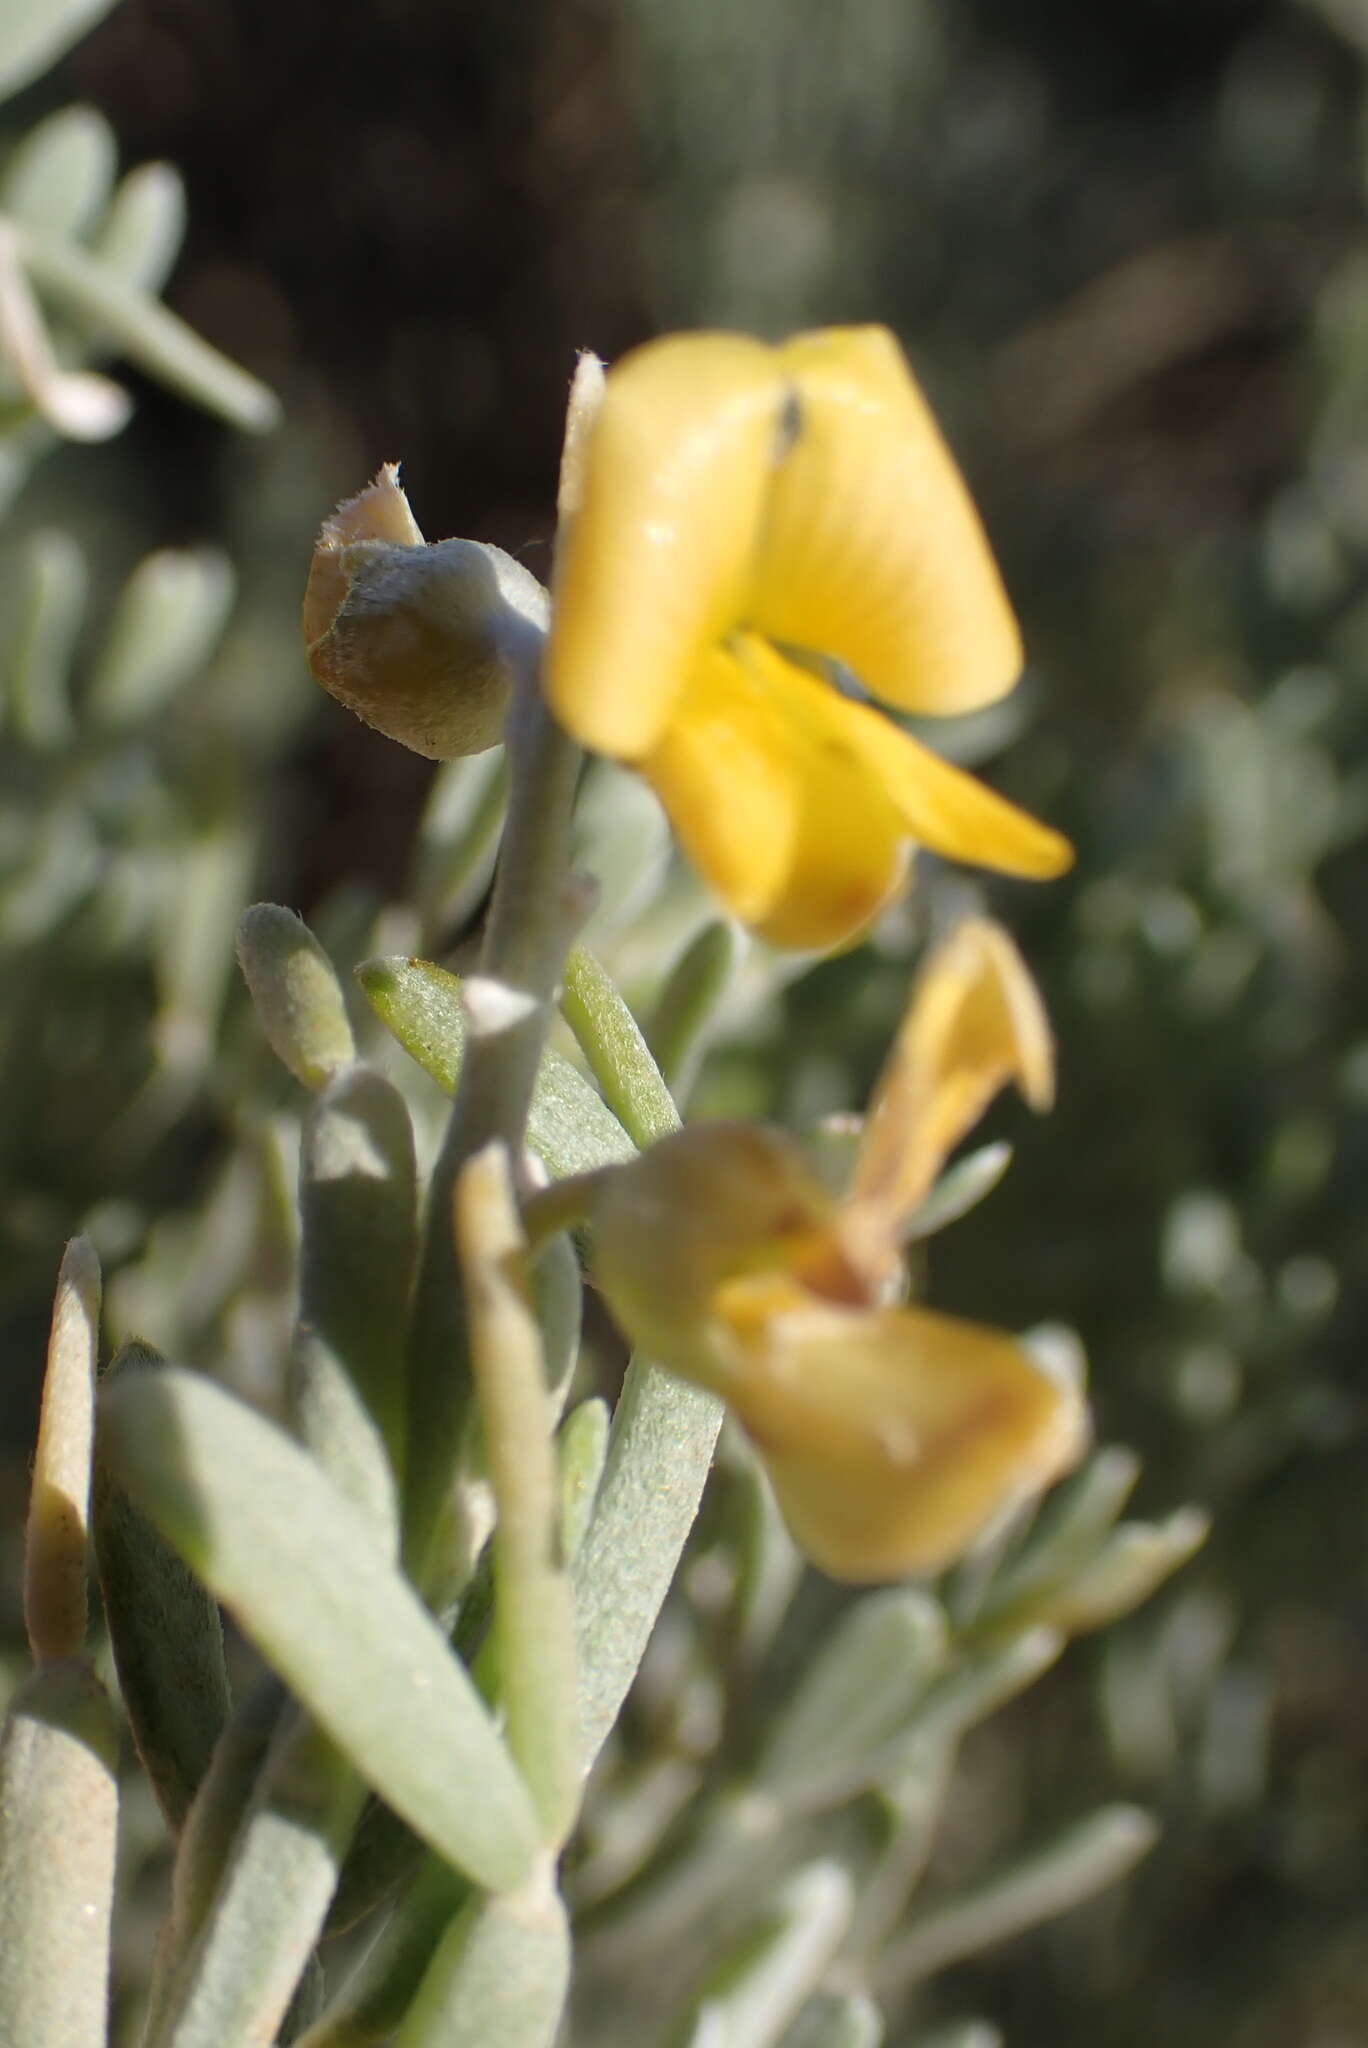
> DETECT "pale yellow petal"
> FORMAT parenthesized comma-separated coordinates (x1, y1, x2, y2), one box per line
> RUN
(747, 325, 1022, 716)
(832, 691, 1074, 880)
(545, 333, 784, 759)
(642, 639, 909, 950)
(852, 918, 1055, 1227)
(715, 1277, 1088, 1583)
(589, 1124, 843, 1381)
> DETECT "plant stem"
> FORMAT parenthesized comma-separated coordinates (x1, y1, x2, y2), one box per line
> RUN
(403, 677, 582, 1585)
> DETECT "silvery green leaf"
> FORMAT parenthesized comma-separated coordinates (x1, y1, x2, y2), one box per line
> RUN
(99, 1364, 539, 1893)
(396, 1873, 570, 2048)
(293, 1066, 417, 1549)
(358, 953, 635, 1176)
(0, 1660, 118, 2047)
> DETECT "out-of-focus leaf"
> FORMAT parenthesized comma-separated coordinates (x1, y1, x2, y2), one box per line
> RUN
(646, 916, 744, 1095)
(84, 546, 235, 727)
(968, 1446, 1143, 1634)
(154, 821, 252, 1071)
(99, 1364, 540, 1893)
(0, 0, 119, 102)
(877, 1806, 1159, 1992)
(93, 1339, 231, 1832)
(5, 527, 86, 746)
(24, 1235, 100, 1664)
(0, 106, 117, 240)
(783, 1991, 885, 2048)
(414, 746, 509, 941)
(0, 1659, 119, 2047)
(15, 221, 280, 429)
(755, 1589, 948, 1811)
(674, 1863, 854, 2048)
(1023, 1509, 1211, 1636)
(901, 1140, 1013, 1242)
(358, 954, 635, 1175)
(91, 161, 186, 296)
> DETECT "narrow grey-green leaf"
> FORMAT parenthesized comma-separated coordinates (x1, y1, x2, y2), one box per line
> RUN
(675, 1863, 854, 2048)
(92, 161, 186, 295)
(238, 903, 356, 1091)
(15, 221, 280, 429)
(99, 1365, 539, 1892)
(358, 954, 634, 1175)
(0, 105, 116, 240)
(94, 1340, 230, 1831)
(396, 1872, 570, 2048)
(574, 1359, 722, 1766)
(0, 0, 118, 101)
(145, 1712, 361, 2048)
(85, 545, 235, 726)
(876, 1805, 1159, 1992)
(755, 1590, 948, 1811)
(0, 1659, 118, 2047)
(294, 1066, 416, 1547)
(783, 1992, 884, 2048)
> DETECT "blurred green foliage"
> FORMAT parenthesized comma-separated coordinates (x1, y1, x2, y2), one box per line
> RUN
(3, 0, 1367, 2042)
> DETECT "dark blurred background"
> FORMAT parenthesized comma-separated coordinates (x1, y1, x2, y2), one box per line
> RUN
(5, 0, 1368, 2041)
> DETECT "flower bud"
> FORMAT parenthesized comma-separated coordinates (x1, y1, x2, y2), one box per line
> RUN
(302, 464, 548, 760)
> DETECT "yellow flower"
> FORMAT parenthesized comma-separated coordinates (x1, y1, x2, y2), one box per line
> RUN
(588, 920, 1087, 1582)
(546, 327, 1072, 950)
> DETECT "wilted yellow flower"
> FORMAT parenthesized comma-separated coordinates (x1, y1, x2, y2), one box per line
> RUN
(303, 464, 548, 760)
(546, 327, 1072, 949)
(589, 920, 1087, 1582)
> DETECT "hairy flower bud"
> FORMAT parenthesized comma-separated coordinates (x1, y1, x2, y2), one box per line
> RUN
(302, 464, 548, 760)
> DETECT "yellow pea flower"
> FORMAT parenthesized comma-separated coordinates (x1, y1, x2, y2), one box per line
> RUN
(588, 919, 1087, 1582)
(546, 327, 1073, 950)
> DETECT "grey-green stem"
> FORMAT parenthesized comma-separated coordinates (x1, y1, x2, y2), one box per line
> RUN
(403, 671, 582, 1584)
